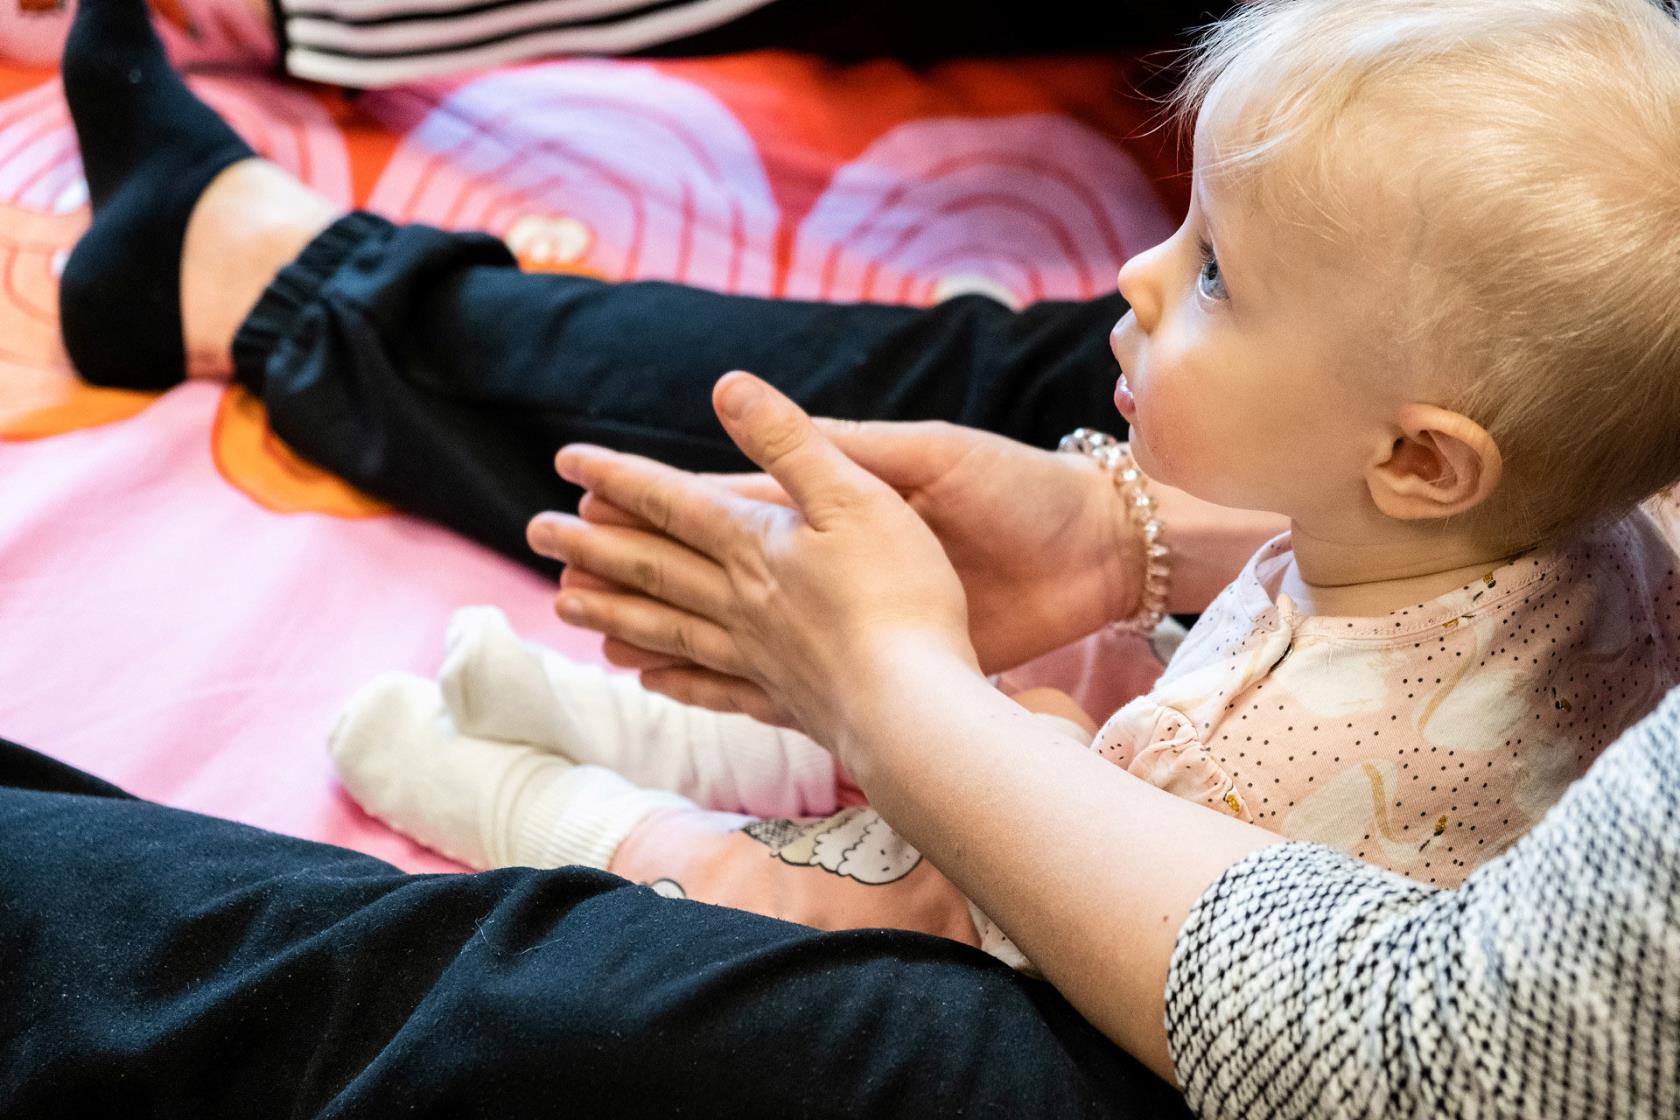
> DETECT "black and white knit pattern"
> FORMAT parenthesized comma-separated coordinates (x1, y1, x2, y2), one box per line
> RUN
(1165, 687, 1680, 1119)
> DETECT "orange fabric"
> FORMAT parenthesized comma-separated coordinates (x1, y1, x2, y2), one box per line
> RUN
(209, 387, 391, 517)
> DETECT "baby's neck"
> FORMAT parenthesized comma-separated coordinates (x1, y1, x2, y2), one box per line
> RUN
(1277, 521, 1533, 617)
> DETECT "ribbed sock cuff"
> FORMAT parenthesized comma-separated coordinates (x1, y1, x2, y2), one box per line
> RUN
(504, 765, 694, 871)
(230, 209, 394, 393)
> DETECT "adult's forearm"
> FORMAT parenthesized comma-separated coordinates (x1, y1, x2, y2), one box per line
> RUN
(842, 653, 1680, 1113)
(836, 642, 1281, 1083)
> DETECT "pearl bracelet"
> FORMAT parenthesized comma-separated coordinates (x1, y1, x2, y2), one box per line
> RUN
(1057, 428, 1171, 635)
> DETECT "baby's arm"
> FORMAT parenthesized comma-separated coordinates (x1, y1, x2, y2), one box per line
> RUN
(1012, 686, 1099, 741)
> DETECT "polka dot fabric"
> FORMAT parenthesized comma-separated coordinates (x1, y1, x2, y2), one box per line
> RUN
(1091, 511, 1680, 887)
(1164, 687, 1680, 1119)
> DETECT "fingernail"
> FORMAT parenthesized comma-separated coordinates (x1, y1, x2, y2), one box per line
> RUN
(717, 373, 754, 420)
(555, 593, 586, 623)
(528, 518, 560, 553)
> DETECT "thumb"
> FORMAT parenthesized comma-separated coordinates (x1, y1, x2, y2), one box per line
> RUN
(712, 372, 889, 523)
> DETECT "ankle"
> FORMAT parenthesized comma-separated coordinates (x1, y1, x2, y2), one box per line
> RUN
(180, 159, 341, 381)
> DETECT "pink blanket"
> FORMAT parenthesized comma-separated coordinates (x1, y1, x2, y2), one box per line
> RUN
(0, 42, 1186, 870)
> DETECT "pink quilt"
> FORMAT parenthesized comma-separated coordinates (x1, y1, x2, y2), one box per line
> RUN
(0, 31, 1188, 871)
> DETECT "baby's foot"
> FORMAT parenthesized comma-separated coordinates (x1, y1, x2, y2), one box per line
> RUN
(439, 605, 579, 747)
(439, 606, 842, 817)
(330, 671, 690, 869)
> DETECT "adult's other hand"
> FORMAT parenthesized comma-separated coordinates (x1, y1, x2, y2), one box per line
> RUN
(560, 418, 1144, 676)
(530, 372, 979, 740)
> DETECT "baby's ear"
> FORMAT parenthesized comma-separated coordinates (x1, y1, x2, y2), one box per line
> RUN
(1366, 403, 1502, 521)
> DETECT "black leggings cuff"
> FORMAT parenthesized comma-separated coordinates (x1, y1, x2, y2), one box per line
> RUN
(232, 210, 396, 392)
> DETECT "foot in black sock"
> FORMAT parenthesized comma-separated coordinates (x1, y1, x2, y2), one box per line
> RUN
(58, 0, 254, 390)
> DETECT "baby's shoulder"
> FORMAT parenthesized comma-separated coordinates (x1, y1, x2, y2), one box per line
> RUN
(1544, 510, 1680, 639)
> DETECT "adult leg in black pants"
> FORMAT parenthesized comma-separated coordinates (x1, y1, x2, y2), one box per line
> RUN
(231, 215, 1132, 570)
(59, 0, 1177, 574)
(0, 734, 1190, 1116)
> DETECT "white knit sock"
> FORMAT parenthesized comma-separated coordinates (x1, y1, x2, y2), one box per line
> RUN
(439, 606, 841, 817)
(502, 763, 693, 870)
(329, 671, 690, 870)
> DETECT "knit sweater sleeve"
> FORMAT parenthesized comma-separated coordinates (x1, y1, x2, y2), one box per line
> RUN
(1163, 688, 1680, 1120)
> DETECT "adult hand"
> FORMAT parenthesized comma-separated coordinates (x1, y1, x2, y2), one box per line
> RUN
(557, 418, 1144, 676)
(529, 372, 980, 740)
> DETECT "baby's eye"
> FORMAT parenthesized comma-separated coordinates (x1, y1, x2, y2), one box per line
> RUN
(1197, 239, 1227, 301)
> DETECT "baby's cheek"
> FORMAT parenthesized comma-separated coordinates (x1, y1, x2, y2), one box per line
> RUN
(1133, 376, 1251, 507)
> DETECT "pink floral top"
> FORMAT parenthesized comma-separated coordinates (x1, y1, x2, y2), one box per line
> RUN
(1092, 511, 1680, 887)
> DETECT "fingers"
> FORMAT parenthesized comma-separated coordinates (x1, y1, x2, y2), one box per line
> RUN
(557, 566, 620, 594)
(557, 565, 694, 676)
(548, 534, 713, 671)
(552, 585, 748, 678)
(558, 574, 689, 677)
(712, 372, 888, 525)
(600, 637, 689, 672)
(552, 446, 744, 558)
(532, 512, 732, 621)
(575, 472, 789, 532)
(575, 492, 648, 530)
(639, 665, 796, 728)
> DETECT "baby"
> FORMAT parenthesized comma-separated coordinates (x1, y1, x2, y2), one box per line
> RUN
(332, 0, 1680, 967)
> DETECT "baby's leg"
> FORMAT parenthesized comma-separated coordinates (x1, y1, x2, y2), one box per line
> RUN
(1012, 687, 1098, 740)
(608, 805, 988, 952)
(332, 669, 1023, 968)
(331, 672, 692, 870)
(438, 607, 851, 817)
(602, 705, 1080, 967)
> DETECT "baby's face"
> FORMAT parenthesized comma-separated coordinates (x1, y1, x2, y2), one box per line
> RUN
(1109, 117, 1411, 522)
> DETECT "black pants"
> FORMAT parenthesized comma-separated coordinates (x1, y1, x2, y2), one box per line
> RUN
(0, 735, 1188, 1116)
(233, 212, 1134, 572)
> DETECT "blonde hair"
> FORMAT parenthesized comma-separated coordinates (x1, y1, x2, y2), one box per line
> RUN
(1162, 0, 1680, 544)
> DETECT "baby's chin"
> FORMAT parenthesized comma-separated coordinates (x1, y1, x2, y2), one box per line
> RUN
(1125, 426, 1170, 484)
(1130, 437, 1273, 516)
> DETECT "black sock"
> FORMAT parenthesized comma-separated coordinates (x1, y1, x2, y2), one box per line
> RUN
(57, 0, 254, 390)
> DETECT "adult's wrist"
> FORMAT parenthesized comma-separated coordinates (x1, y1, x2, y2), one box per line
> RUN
(1094, 455, 1151, 625)
(1060, 430, 1170, 634)
(1156, 486, 1289, 615)
(827, 633, 987, 787)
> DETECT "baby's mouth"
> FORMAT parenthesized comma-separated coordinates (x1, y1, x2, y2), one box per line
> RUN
(1114, 371, 1137, 420)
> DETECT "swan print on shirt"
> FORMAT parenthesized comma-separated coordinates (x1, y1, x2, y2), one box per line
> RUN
(743, 808, 923, 885)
